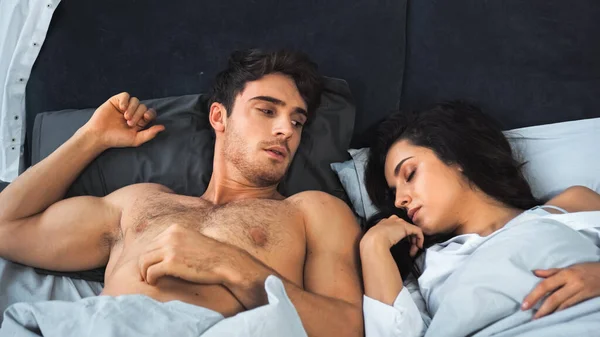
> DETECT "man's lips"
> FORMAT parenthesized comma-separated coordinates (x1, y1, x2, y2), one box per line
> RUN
(265, 146, 287, 160)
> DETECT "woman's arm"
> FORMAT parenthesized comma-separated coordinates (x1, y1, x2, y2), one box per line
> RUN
(361, 242, 428, 337)
(360, 235, 404, 305)
(522, 185, 600, 319)
(404, 273, 432, 327)
(360, 216, 427, 337)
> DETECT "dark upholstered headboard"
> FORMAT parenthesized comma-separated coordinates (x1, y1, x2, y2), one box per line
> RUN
(24, 0, 600, 162)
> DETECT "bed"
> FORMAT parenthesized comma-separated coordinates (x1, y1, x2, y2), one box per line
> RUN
(1, 0, 600, 335)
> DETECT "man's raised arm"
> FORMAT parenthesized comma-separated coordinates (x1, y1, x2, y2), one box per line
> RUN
(0, 93, 164, 270)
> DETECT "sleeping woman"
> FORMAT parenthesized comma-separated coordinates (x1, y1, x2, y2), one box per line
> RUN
(360, 101, 600, 337)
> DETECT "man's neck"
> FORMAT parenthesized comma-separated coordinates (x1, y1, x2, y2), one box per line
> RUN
(206, 144, 285, 204)
(202, 174, 282, 205)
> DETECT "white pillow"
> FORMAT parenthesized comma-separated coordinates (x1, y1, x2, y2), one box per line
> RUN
(331, 117, 600, 220)
(505, 117, 600, 200)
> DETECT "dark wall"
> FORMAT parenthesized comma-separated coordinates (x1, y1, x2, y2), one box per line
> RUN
(400, 0, 600, 130)
(26, 0, 408, 164)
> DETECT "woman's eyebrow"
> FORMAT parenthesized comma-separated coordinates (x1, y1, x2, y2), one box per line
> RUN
(394, 156, 414, 177)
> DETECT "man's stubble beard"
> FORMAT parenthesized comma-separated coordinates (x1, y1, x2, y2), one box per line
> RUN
(222, 126, 289, 188)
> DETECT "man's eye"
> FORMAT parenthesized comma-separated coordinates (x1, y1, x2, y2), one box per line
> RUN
(260, 108, 274, 115)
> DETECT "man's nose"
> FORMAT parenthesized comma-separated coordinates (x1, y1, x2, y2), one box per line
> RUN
(273, 117, 294, 138)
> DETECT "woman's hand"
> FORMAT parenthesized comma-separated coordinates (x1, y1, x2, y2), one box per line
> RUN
(360, 215, 424, 305)
(522, 262, 600, 319)
(361, 215, 424, 257)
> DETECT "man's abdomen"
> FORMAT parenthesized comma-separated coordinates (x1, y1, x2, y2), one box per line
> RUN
(101, 235, 304, 317)
(101, 258, 245, 317)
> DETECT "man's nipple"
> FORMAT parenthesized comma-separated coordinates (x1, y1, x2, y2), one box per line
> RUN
(249, 227, 268, 247)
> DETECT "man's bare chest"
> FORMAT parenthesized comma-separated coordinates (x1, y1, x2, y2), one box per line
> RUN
(121, 194, 305, 254)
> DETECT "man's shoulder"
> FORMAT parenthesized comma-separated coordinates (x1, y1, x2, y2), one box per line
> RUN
(287, 190, 346, 209)
(105, 183, 173, 202)
(116, 182, 172, 194)
(287, 191, 359, 229)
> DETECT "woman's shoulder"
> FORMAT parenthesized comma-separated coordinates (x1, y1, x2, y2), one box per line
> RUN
(545, 186, 600, 213)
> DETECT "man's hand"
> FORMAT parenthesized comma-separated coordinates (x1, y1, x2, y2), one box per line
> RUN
(82, 92, 165, 149)
(522, 262, 600, 319)
(138, 224, 237, 286)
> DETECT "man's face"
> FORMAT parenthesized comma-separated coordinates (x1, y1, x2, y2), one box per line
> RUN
(222, 73, 308, 187)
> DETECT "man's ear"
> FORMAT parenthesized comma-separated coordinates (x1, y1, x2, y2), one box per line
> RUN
(209, 102, 227, 133)
(452, 163, 464, 173)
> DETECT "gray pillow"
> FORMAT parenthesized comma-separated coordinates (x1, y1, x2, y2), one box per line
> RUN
(31, 77, 355, 201)
(32, 94, 214, 198)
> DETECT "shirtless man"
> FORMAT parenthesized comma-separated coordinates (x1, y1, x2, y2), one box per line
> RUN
(0, 49, 363, 337)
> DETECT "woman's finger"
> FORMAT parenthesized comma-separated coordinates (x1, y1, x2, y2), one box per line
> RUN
(522, 272, 567, 310)
(409, 240, 419, 257)
(404, 223, 424, 240)
(557, 291, 587, 312)
(534, 268, 561, 278)
(533, 284, 576, 319)
(382, 216, 425, 247)
(415, 228, 424, 249)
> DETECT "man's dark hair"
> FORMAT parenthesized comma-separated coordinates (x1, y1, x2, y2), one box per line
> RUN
(364, 101, 539, 279)
(209, 48, 323, 122)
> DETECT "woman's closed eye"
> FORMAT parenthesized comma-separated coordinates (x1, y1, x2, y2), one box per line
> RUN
(406, 169, 416, 182)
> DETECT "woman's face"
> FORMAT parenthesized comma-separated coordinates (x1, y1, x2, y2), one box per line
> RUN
(384, 140, 470, 235)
